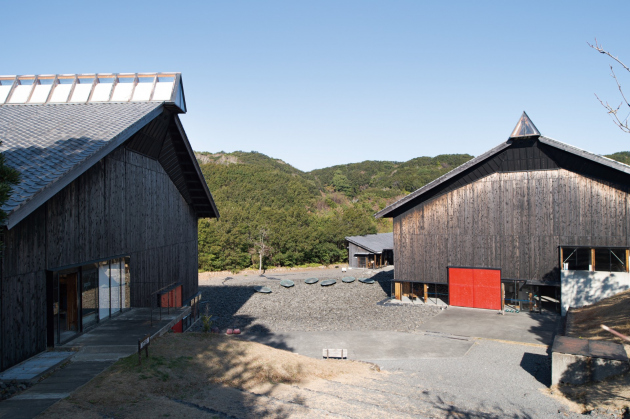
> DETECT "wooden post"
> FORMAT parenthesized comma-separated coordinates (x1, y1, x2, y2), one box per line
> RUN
(501, 283, 505, 311)
(591, 248, 596, 271)
(423, 283, 428, 303)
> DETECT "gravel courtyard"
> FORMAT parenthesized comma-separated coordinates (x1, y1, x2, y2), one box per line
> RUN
(195, 267, 441, 334)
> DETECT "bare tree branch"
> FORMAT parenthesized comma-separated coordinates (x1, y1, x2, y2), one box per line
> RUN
(589, 39, 630, 133)
(588, 39, 630, 72)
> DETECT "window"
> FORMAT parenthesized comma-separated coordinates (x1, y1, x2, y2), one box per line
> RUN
(562, 247, 628, 272)
(594, 248, 626, 272)
(562, 247, 590, 271)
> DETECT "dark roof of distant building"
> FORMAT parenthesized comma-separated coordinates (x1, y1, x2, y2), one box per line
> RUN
(0, 73, 217, 228)
(345, 232, 394, 254)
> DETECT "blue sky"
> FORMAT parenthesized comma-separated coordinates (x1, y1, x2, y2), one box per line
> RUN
(3, 1, 630, 171)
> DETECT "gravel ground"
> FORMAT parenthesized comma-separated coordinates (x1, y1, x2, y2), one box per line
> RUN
(194, 267, 441, 333)
(373, 339, 629, 418)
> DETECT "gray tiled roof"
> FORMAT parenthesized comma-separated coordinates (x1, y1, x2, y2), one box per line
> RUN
(345, 232, 394, 254)
(0, 102, 163, 227)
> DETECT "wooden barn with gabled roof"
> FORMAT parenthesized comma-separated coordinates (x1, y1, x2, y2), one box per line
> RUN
(345, 233, 394, 269)
(376, 113, 630, 314)
(0, 72, 218, 370)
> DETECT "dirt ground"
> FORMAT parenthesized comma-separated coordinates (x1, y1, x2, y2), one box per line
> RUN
(40, 333, 381, 419)
(566, 289, 630, 344)
(561, 290, 630, 414)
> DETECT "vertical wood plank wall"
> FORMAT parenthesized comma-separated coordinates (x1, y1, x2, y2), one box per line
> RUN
(347, 243, 369, 268)
(393, 169, 629, 284)
(1, 146, 199, 370)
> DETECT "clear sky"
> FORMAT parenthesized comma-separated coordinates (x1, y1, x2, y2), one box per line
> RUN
(3, 1, 630, 171)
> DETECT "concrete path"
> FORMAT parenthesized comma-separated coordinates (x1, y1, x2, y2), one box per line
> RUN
(0, 307, 190, 419)
(0, 360, 115, 419)
(241, 330, 475, 361)
(419, 306, 561, 345)
(0, 352, 73, 382)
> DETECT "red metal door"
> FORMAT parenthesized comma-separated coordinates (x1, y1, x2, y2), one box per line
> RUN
(448, 267, 501, 310)
(472, 269, 501, 310)
(448, 268, 474, 308)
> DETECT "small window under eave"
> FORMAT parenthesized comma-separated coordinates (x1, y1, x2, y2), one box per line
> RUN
(510, 111, 540, 138)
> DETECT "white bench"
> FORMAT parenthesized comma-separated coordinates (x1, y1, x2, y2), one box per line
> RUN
(323, 349, 347, 359)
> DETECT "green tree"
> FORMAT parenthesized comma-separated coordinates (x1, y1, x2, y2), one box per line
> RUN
(331, 170, 353, 195)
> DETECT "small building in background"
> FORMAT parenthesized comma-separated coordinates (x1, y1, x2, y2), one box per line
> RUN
(0, 73, 218, 371)
(376, 113, 630, 314)
(345, 232, 394, 269)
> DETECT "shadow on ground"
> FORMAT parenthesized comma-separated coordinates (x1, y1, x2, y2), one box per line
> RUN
(40, 333, 303, 418)
(520, 352, 551, 386)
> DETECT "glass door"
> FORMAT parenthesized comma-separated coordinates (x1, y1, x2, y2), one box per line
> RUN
(57, 271, 80, 343)
(81, 263, 99, 329)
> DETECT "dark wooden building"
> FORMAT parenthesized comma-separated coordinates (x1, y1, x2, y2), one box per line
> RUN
(0, 73, 218, 370)
(346, 233, 394, 269)
(376, 113, 630, 313)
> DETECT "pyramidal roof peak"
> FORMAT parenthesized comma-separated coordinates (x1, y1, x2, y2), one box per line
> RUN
(510, 111, 540, 138)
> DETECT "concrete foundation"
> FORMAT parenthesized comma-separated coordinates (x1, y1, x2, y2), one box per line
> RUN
(551, 352, 590, 385)
(551, 335, 629, 386)
(592, 357, 630, 382)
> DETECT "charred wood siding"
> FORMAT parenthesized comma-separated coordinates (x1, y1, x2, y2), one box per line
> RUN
(393, 169, 629, 285)
(1, 146, 198, 370)
(348, 242, 370, 268)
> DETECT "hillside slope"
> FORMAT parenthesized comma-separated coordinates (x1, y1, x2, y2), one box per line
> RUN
(196, 151, 476, 272)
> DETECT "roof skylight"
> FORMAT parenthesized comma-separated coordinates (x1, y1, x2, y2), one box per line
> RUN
(510, 111, 540, 138)
(0, 78, 15, 104)
(111, 75, 135, 102)
(49, 76, 74, 103)
(28, 76, 55, 104)
(91, 76, 115, 102)
(8, 77, 35, 104)
(0, 72, 185, 112)
(152, 75, 175, 101)
(132, 76, 155, 101)
(70, 77, 94, 103)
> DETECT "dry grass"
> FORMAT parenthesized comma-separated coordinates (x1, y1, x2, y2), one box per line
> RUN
(560, 289, 630, 413)
(39, 333, 378, 418)
(553, 373, 630, 413)
(567, 289, 630, 344)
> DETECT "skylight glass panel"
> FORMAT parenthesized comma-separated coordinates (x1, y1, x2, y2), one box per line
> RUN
(152, 75, 175, 101)
(0, 78, 14, 104)
(111, 76, 134, 102)
(510, 112, 540, 138)
(91, 76, 115, 102)
(70, 77, 94, 102)
(132, 76, 154, 101)
(49, 77, 74, 103)
(8, 78, 34, 103)
(28, 77, 54, 103)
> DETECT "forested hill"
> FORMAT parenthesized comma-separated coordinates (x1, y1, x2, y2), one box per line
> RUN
(195, 151, 474, 272)
(605, 151, 630, 166)
(196, 150, 630, 272)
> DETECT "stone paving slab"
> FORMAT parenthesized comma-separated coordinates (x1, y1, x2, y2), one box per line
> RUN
(0, 351, 73, 382)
